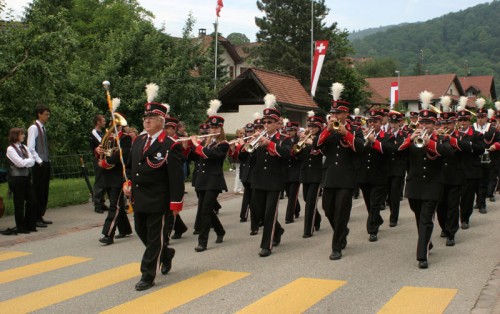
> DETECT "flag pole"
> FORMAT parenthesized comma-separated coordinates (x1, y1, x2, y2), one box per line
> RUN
(310, 0, 314, 95)
(214, 16, 219, 92)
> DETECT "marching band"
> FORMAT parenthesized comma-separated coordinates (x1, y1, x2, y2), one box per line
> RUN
(87, 81, 500, 290)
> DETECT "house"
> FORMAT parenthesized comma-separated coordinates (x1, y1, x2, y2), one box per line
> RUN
(459, 75, 497, 101)
(217, 68, 320, 134)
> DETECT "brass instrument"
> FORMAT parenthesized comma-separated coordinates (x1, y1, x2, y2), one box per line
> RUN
(329, 120, 344, 131)
(292, 131, 313, 153)
(409, 123, 418, 130)
(429, 104, 442, 114)
(176, 133, 220, 142)
(244, 129, 268, 153)
(436, 127, 451, 136)
(100, 113, 128, 169)
(228, 136, 253, 145)
(363, 127, 375, 146)
(414, 129, 428, 148)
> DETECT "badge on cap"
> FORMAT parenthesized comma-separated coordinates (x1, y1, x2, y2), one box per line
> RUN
(146, 104, 151, 110)
(212, 118, 217, 124)
(424, 111, 428, 116)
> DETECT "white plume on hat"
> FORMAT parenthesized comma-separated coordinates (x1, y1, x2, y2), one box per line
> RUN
(145, 83, 159, 102)
(111, 98, 120, 112)
(308, 110, 315, 117)
(264, 94, 277, 109)
(476, 98, 486, 109)
(419, 90, 434, 110)
(207, 99, 222, 116)
(162, 103, 170, 114)
(354, 108, 360, 116)
(253, 112, 262, 120)
(458, 96, 468, 111)
(282, 118, 290, 125)
(495, 101, 500, 111)
(488, 108, 494, 119)
(330, 82, 344, 101)
(440, 96, 451, 112)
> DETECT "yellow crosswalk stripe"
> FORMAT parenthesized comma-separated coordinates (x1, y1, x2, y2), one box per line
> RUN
(236, 277, 346, 314)
(0, 262, 140, 314)
(101, 270, 250, 314)
(0, 256, 91, 284)
(378, 286, 457, 314)
(0, 251, 31, 262)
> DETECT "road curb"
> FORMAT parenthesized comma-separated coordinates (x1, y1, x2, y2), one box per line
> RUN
(471, 262, 500, 314)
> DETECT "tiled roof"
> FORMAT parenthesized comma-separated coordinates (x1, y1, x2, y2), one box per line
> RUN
(251, 68, 319, 109)
(233, 42, 260, 59)
(366, 74, 463, 102)
(459, 76, 495, 98)
(366, 86, 389, 105)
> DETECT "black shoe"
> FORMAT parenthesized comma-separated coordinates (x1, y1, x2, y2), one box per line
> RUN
(94, 208, 104, 213)
(285, 220, 294, 224)
(279, 195, 285, 200)
(440, 231, 447, 238)
(329, 251, 342, 260)
(479, 207, 487, 214)
(27, 228, 38, 232)
(489, 196, 495, 202)
(429, 242, 434, 251)
(341, 228, 349, 250)
(250, 230, 258, 236)
(389, 222, 397, 227)
(41, 219, 52, 224)
(194, 245, 207, 252)
(99, 236, 114, 245)
(314, 223, 320, 231)
(36, 221, 48, 228)
(461, 222, 469, 229)
(259, 248, 271, 257)
(215, 231, 225, 243)
(446, 237, 455, 247)
(303, 234, 312, 238)
(115, 233, 131, 239)
(272, 228, 284, 246)
(240, 218, 247, 223)
(16, 227, 30, 234)
(418, 260, 428, 269)
(193, 230, 200, 235)
(161, 248, 175, 275)
(135, 280, 154, 291)
(474, 204, 479, 209)
(294, 212, 299, 219)
(171, 232, 183, 239)
(369, 234, 378, 242)
(101, 204, 109, 211)
(353, 195, 359, 199)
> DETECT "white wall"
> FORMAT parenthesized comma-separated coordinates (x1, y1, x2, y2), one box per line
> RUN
(220, 104, 265, 135)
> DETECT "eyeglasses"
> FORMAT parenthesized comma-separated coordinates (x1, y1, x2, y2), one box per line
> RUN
(262, 120, 274, 125)
(457, 118, 469, 122)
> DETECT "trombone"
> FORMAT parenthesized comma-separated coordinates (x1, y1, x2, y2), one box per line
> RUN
(244, 129, 268, 153)
(176, 133, 220, 142)
(292, 131, 313, 153)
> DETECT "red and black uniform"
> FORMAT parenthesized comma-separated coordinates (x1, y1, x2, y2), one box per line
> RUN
(386, 125, 408, 226)
(473, 121, 498, 212)
(285, 133, 302, 223)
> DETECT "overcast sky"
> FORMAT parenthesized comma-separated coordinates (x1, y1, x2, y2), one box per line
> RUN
(3, 0, 492, 41)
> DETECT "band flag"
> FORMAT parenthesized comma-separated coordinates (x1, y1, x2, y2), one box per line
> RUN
(390, 81, 399, 109)
(311, 40, 329, 97)
(216, 0, 224, 17)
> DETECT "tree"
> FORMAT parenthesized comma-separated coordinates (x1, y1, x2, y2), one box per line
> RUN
(356, 58, 399, 78)
(253, 0, 368, 112)
(227, 32, 250, 45)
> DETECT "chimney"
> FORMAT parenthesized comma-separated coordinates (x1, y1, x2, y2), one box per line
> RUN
(198, 28, 206, 38)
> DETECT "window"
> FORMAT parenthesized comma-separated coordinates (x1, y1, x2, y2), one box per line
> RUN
(229, 66, 234, 79)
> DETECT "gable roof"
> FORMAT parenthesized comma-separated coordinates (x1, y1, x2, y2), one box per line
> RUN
(366, 74, 464, 102)
(459, 76, 496, 99)
(218, 68, 319, 111)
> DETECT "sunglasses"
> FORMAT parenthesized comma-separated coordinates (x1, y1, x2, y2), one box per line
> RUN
(262, 120, 275, 125)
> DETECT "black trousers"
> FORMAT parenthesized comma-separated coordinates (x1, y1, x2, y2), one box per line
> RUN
(8, 175, 37, 230)
(32, 161, 50, 220)
(302, 183, 322, 236)
(194, 192, 221, 231)
(461, 178, 480, 223)
(322, 188, 353, 252)
(252, 189, 283, 250)
(197, 190, 225, 246)
(475, 164, 489, 209)
(285, 182, 301, 222)
(92, 160, 106, 210)
(487, 160, 499, 197)
(408, 198, 438, 261)
(437, 185, 461, 238)
(359, 183, 385, 234)
(240, 182, 259, 232)
(101, 186, 132, 237)
(134, 211, 169, 283)
(387, 176, 404, 224)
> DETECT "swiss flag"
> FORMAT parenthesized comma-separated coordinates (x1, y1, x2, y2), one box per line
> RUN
(216, 0, 224, 17)
(310, 40, 329, 97)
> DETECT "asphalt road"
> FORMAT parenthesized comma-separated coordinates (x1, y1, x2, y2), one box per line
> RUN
(0, 182, 499, 313)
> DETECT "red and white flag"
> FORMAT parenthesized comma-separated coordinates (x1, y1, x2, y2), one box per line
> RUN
(390, 82, 399, 109)
(216, 0, 224, 17)
(311, 40, 329, 97)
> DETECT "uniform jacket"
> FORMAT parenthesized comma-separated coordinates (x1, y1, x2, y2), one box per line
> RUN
(127, 131, 184, 213)
(315, 123, 364, 189)
(236, 142, 255, 184)
(99, 131, 131, 188)
(193, 140, 229, 192)
(357, 129, 394, 185)
(399, 131, 453, 200)
(297, 136, 323, 184)
(386, 129, 408, 177)
(250, 132, 292, 191)
(286, 135, 302, 182)
(450, 127, 485, 179)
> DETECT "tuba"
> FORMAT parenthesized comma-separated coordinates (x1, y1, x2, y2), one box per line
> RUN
(100, 113, 128, 168)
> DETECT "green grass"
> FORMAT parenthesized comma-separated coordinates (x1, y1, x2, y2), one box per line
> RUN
(0, 177, 92, 216)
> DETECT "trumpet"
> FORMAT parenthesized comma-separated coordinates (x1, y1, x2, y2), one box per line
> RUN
(328, 120, 344, 131)
(414, 129, 428, 148)
(176, 133, 220, 142)
(228, 136, 253, 145)
(244, 129, 268, 153)
(437, 127, 451, 136)
(409, 123, 418, 130)
(363, 127, 375, 146)
(292, 131, 313, 153)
